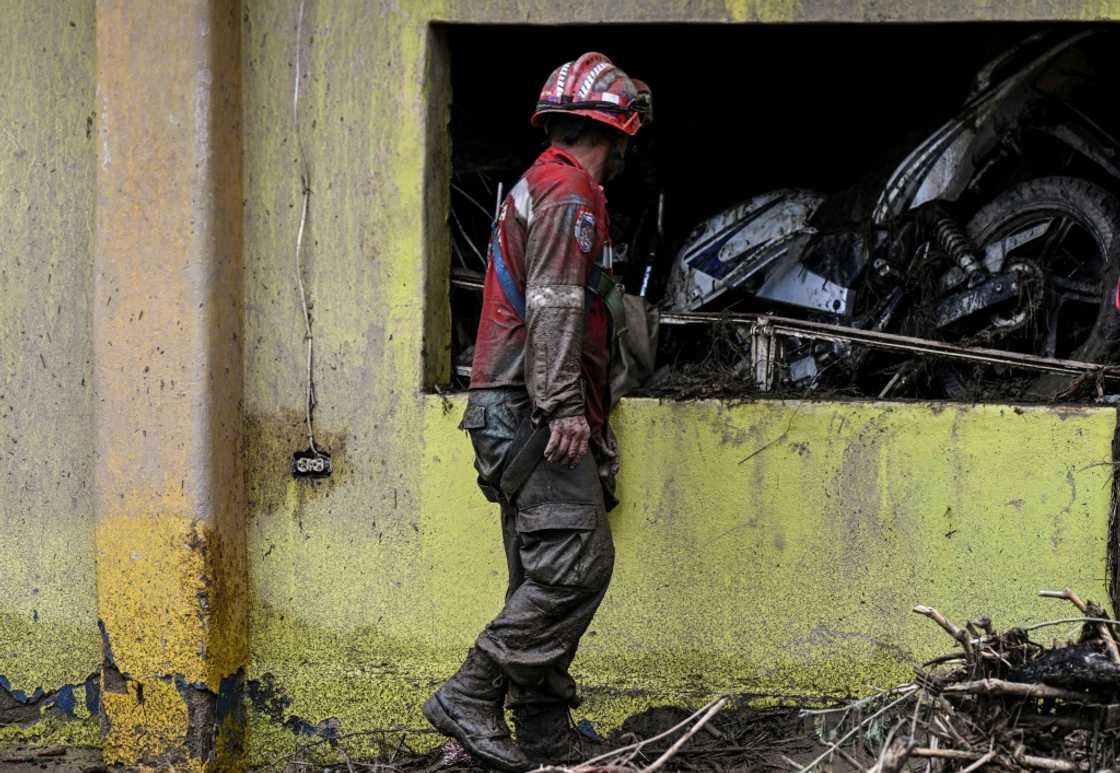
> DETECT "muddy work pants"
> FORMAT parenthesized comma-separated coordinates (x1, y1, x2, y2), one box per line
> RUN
(458, 387, 615, 708)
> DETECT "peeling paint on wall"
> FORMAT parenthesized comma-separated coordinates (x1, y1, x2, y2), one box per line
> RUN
(0, 673, 99, 726)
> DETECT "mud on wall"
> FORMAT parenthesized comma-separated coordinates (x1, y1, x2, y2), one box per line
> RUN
(240, 0, 1120, 764)
(0, 0, 100, 748)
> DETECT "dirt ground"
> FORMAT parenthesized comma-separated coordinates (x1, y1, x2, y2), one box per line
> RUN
(253, 702, 838, 772)
(0, 746, 103, 772)
(0, 703, 842, 772)
(0, 706, 816, 772)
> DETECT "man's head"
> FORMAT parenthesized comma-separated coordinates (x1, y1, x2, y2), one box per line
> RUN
(542, 113, 629, 182)
(531, 52, 649, 182)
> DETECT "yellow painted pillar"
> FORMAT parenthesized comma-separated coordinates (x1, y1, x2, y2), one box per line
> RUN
(93, 0, 246, 768)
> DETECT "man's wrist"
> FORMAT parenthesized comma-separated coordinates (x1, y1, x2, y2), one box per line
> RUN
(549, 404, 584, 421)
(532, 402, 584, 425)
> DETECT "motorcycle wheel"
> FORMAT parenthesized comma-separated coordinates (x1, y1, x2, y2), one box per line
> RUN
(964, 176, 1120, 399)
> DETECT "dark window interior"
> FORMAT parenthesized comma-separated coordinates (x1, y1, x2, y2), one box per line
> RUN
(446, 23, 1094, 398)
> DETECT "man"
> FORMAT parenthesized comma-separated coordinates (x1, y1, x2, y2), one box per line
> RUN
(423, 53, 649, 771)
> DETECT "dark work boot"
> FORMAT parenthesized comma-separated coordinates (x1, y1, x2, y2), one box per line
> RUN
(511, 703, 606, 766)
(422, 649, 529, 772)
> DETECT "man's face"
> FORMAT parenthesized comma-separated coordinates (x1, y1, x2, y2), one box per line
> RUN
(605, 135, 630, 182)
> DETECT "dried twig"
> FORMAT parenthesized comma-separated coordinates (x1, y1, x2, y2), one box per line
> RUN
(1039, 588, 1120, 664)
(795, 687, 919, 772)
(1024, 616, 1120, 632)
(911, 747, 1085, 771)
(913, 605, 974, 658)
(1015, 753, 1087, 771)
(869, 737, 914, 773)
(941, 678, 1095, 702)
(812, 591, 1120, 773)
(930, 714, 971, 750)
(799, 685, 914, 716)
(910, 747, 982, 761)
(641, 696, 729, 772)
(832, 746, 864, 770)
(958, 748, 996, 773)
(538, 695, 731, 773)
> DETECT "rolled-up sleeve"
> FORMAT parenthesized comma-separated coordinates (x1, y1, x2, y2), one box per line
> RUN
(522, 201, 594, 421)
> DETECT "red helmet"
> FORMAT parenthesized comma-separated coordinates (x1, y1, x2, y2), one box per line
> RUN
(531, 52, 648, 137)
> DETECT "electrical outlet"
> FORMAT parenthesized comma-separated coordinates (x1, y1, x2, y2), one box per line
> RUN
(291, 448, 332, 479)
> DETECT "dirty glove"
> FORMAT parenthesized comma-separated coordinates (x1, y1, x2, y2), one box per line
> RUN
(545, 415, 590, 468)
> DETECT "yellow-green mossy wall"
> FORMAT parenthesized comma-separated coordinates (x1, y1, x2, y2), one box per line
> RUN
(0, 0, 1117, 763)
(419, 398, 1113, 722)
(240, 0, 1120, 765)
(0, 0, 99, 749)
(247, 391, 1115, 763)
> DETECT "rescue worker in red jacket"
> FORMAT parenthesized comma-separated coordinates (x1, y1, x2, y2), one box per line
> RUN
(423, 53, 649, 771)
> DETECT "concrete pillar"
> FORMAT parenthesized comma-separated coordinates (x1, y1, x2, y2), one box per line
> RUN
(93, 0, 246, 768)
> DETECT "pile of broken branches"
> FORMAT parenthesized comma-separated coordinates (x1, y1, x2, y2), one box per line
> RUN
(801, 588, 1120, 772)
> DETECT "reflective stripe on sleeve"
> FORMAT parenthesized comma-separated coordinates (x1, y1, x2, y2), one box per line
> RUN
(510, 179, 533, 227)
(526, 284, 584, 310)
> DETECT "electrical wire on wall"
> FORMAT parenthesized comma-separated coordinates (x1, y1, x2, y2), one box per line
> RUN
(290, 0, 331, 479)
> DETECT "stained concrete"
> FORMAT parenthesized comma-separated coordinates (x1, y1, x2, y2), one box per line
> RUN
(0, 0, 99, 750)
(3, 1, 1120, 768)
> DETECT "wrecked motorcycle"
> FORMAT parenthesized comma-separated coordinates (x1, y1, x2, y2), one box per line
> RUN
(663, 30, 1120, 399)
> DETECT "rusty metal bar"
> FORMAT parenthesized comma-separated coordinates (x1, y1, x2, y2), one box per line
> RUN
(662, 310, 1120, 380)
(450, 272, 1119, 381)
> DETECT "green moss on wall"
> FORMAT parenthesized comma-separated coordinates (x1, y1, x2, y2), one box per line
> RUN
(240, 1, 1120, 766)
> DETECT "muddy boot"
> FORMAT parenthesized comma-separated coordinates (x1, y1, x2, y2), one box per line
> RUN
(511, 703, 606, 766)
(423, 649, 529, 772)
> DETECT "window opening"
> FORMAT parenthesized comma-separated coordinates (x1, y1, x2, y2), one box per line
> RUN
(447, 23, 1120, 403)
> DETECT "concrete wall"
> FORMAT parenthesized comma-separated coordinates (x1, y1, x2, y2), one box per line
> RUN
(1, 0, 1119, 766)
(239, 0, 1120, 765)
(0, 0, 99, 747)
(92, 1, 246, 767)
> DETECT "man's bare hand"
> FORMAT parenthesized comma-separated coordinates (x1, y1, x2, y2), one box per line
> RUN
(545, 415, 591, 467)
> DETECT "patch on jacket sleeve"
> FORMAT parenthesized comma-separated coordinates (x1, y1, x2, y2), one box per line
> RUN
(574, 208, 596, 253)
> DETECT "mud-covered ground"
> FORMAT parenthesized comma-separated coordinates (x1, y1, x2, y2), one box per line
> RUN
(0, 746, 103, 772)
(253, 702, 842, 772)
(0, 704, 827, 773)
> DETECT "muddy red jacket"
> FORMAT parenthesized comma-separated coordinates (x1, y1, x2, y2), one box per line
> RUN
(470, 146, 612, 433)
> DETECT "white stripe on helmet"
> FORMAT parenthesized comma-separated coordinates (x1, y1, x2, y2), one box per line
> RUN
(554, 62, 571, 97)
(577, 62, 612, 99)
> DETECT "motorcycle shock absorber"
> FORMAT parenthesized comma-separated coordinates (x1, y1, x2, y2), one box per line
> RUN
(930, 208, 987, 286)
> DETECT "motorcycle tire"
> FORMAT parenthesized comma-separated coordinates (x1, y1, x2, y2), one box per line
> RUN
(965, 176, 1120, 399)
